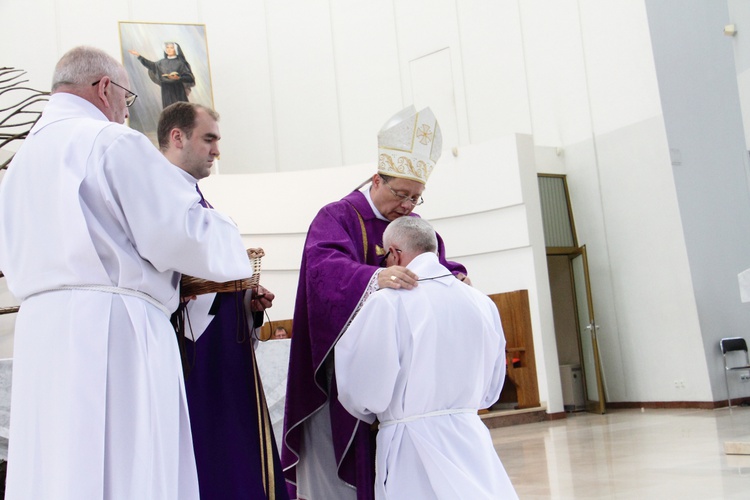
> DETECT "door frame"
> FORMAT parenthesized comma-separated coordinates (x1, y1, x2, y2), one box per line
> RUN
(548, 245, 606, 414)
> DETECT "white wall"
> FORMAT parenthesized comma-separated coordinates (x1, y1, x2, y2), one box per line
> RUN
(1, 0, 566, 410)
(521, 1, 721, 403)
(645, 0, 750, 401)
(0, 0, 539, 174)
(728, 0, 750, 149)
(4, 0, 750, 408)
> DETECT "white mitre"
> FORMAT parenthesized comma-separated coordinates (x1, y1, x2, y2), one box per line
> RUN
(377, 105, 442, 185)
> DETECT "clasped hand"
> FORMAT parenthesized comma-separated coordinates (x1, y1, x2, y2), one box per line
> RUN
(249, 285, 274, 312)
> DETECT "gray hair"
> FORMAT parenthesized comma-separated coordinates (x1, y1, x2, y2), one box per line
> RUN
(383, 216, 438, 254)
(51, 46, 125, 91)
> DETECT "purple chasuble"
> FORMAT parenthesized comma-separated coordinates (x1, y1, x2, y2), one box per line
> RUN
(180, 187, 289, 500)
(281, 190, 466, 500)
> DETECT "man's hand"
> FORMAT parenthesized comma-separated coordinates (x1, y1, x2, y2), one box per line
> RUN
(456, 273, 472, 286)
(377, 266, 418, 290)
(250, 285, 274, 312)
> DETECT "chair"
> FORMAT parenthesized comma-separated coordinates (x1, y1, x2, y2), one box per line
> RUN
(720, 337, 750, 407)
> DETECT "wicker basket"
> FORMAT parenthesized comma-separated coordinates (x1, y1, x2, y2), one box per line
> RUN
(180, 248, 264, 297)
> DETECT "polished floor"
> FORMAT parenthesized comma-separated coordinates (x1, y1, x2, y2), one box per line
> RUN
(490, 407, 750, 499)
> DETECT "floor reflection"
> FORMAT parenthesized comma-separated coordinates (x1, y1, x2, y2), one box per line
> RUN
(491, 407, 750, 499)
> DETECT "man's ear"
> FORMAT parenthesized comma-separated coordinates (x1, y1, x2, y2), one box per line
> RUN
(93, 77, 111, 109)
(390, 246, 403, 266)
(170, 128, 184, 148)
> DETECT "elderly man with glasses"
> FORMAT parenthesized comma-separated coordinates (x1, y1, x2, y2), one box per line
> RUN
(282, 106, 470, 500)
(0, 46, 253, 500)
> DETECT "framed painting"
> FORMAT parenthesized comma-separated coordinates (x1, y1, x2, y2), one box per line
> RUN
(119, 22, 214, 144)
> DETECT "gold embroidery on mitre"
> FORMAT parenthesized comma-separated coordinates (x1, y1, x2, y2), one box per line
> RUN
(376, 245, 386, 256)
(387, 154, 405, 174)
(378, 154, 395, 173)
(416, 124, 433, 146)
(397, 157, 416, 179)
(417, 160, 432, 180)
(396, 156, 427, 181)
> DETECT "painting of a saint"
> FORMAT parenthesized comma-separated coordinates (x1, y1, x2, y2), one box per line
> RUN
(128, 42, 195, 109)
(119, 22, 213, 144)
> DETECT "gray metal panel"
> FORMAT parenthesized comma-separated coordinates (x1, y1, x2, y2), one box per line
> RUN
(538, 176, 575, 247)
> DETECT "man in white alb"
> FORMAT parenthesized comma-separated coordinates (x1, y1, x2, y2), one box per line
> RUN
(0, 46, 253, 499)
(335, 217, 518, 499)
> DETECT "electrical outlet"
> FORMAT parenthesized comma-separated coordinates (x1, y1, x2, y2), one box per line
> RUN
(674, 380, 685, 389)
(740, 372, 750, 381)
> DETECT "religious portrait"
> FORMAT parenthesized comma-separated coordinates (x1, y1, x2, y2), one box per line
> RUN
(119, 22, 214, 144)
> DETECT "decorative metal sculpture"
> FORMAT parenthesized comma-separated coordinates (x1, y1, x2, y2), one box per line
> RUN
(0, 67, 49, 171)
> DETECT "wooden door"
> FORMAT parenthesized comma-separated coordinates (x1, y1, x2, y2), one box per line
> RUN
(489, 290, 540, 409)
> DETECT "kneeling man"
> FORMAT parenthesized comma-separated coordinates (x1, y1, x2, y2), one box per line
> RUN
(335, 216, 518, 499)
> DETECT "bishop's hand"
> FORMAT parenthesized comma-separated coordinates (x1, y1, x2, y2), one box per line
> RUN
(378, 266, 418, 290)
(455, 273, 472, 286)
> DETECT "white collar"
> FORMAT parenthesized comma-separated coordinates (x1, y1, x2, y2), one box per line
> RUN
(362, 185, 389, 221)
(407, 253, 454, 286)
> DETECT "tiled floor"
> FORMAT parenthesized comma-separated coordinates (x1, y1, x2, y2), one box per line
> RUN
(490, 407, 750, 499)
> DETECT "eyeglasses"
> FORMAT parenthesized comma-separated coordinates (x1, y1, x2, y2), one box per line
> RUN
(380, 248, 402, 267)
(382, 178, 424, 206)
(91, 79, 138, 107)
